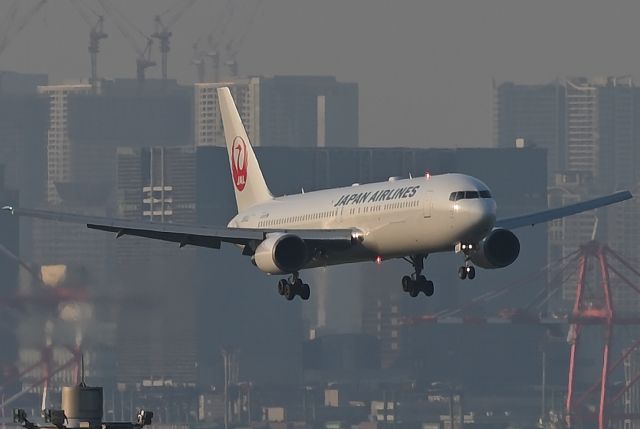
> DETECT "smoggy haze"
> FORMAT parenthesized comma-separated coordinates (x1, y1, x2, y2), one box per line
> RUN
(2, 1, 640, 149)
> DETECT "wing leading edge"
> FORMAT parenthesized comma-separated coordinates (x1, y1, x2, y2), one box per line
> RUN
(1, 207, 356, 250)
(495, 190, 633, 230)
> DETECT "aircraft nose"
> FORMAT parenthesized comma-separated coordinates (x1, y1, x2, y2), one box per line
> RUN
(462, 199, 496, 237)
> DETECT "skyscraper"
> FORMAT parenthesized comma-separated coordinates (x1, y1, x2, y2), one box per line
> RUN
(494, 81, 565, 180)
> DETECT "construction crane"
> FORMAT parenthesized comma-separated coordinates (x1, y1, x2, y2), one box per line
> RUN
(189, 0, 233, 83)
(67, 0, 107, 92)
(222, 0, 264, 77)
(0, 0, 48, 60)
(191, 39, 206, 83)
(97, 0, 156, 84)
(151, 0, 197, 82)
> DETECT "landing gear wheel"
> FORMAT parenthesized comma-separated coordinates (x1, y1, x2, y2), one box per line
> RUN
(402, 276, 412, 292)
(277, 279, 288, 295)
(300, 284, 311, 300)
(467, 266, 476, 280)
(409, 284, 419, 298)
(401, 254, 435, 298)
(458, 266, 467, 280)
(284, 283, 295, 301)
(424, 280, 435, 297)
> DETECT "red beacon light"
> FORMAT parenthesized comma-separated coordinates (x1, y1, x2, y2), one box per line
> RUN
(375, 256, 383, 265)
(424, 171, 431, 179)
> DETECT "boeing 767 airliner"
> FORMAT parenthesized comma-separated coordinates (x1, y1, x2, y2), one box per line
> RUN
(3, 87, 633, 301)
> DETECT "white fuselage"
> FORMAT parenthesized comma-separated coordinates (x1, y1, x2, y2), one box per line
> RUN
(229, 173, 497, 270)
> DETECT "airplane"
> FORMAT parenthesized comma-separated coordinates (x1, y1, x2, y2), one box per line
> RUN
(2, 87, 633, 301)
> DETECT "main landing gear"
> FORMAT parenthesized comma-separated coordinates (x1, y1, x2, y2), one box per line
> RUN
(277, 272, 310, 301)
(401, 254, 434, 297)
(456, 242, 476, 280)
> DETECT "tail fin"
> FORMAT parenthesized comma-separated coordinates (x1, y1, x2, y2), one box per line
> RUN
(217, 87, 273, 212)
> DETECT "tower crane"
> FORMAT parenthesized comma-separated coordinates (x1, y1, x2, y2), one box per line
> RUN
(201, 0, 263, 79)
(151, 0, 197, 82)
(191, 39, 206, 83)
(67, 0, 107, 92)
(190, 0, 235, 82)
(0, 0, 48, 60)
(97, 0, 156, 84)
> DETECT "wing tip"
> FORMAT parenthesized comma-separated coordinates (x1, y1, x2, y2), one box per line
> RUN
(1, 206, 14, 214)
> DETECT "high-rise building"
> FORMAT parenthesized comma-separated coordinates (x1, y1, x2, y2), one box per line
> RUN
(37, 83, 93, 205)
(114, 146, 198, 387)
(194, 76, 358, 148)
(0, 165, 19, 380)
(494, 81, 565, 181)
(0, 70, 47, 95)
(0, 92, 48, 208)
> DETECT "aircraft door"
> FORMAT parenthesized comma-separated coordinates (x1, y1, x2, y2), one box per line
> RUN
(423, 190, 433, 218)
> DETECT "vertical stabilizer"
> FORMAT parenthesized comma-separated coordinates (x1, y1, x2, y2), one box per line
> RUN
(217, 87, 273, 212)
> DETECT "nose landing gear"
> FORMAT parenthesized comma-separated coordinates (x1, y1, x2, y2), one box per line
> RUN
(401, 254, 434, 297)
(457, 265, 476, 280)
(277, 273, 310, 301)
(456, 242, 477, 280)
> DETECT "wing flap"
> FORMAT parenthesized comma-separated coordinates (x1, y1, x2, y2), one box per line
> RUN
(495, 190, 633, 230)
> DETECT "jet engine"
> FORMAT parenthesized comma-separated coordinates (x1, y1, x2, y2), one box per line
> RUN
(469, 228, 520, 269)
(252, 233, 308, 274)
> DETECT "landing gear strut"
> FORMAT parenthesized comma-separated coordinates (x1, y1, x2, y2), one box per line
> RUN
(401, 254, 434, 297)
(277, 272, 310, 301)
(456, 243, 476, 280)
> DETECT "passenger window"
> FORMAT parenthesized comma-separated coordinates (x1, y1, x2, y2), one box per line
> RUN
(465, 191, 479, 199)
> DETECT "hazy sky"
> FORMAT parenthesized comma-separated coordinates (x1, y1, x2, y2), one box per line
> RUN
(3, 0, 640, 148)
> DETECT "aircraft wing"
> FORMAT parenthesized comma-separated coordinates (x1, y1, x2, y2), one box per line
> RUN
(2, 206, 356, 251)
(495, 190, 633, 230)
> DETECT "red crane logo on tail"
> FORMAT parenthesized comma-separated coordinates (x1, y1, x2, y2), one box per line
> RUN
(231, 136, 248, 192)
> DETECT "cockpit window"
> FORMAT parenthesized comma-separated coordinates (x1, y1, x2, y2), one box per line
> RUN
(449, 190, 493, 201)
(449, 191, 464, 201)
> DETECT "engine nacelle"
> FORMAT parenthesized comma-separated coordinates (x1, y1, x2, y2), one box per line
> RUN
(469, 228, 520, 269)
(253, 233, 308, 274)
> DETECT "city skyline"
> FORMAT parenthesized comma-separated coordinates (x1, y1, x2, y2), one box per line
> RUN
(5, 1, 640, 150)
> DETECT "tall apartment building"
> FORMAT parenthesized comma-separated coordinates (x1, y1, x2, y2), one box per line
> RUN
(0, 166, 19, 380)
(37, 83, 93, 205)
(494, 81, 566, 180)
(0, 91, 48, 209)
(114, 146, 199, 387)
(195, 75, 358, 148)
(0, 70, 47, 95)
